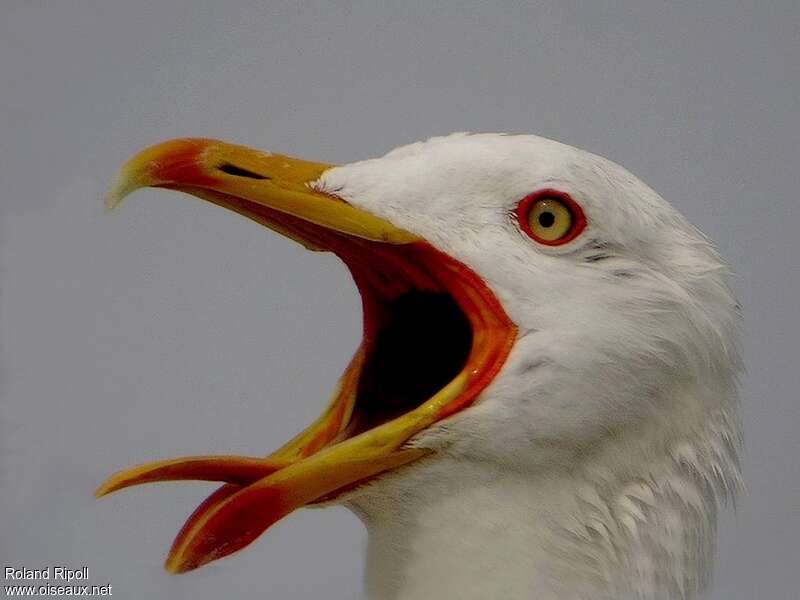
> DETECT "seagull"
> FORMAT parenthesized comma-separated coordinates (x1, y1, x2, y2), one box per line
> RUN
(98, 133, 742, 600)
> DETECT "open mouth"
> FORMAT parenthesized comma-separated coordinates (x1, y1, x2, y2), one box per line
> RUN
(96, 138, 517, 573)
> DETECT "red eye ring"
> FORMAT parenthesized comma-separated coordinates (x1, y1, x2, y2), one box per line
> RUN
(515, 189, 587, 246)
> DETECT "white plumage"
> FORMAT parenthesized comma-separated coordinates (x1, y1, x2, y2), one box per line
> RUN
(316, 133, 742, 600)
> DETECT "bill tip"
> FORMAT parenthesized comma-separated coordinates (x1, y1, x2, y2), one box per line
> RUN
(164, 554, 198, 574)
(94, 480, 115, 498)
(104, 176, 135, 212)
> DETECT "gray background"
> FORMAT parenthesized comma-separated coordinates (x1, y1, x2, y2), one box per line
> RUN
(1, 1, 798, 598)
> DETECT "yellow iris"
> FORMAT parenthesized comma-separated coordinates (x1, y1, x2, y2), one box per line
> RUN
(527, 198, 573, 241)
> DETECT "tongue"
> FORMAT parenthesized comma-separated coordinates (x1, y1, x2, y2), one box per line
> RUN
(95, 455, 284, 496)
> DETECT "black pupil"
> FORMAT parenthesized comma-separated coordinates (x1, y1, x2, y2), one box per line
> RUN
(538, 211, 556, 228)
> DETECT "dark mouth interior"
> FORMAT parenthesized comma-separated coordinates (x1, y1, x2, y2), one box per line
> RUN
(350, 290, 473, 435)
(188, 193, 478, 438)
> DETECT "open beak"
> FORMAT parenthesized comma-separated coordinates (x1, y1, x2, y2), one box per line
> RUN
(97, 138, 517, 573)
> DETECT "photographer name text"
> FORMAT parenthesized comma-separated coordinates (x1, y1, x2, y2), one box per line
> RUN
(5, 567, 89, 582)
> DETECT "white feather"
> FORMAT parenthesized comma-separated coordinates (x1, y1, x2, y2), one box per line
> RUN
(317, 133, 742, 600)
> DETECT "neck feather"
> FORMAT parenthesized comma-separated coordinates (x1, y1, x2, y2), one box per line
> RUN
(347, 406, 740, 600)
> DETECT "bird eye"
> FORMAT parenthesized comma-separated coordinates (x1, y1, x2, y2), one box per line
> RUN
(516, 190, 586, 246)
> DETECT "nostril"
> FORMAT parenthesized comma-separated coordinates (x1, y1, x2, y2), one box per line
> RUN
(217, 163, 269, 179)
